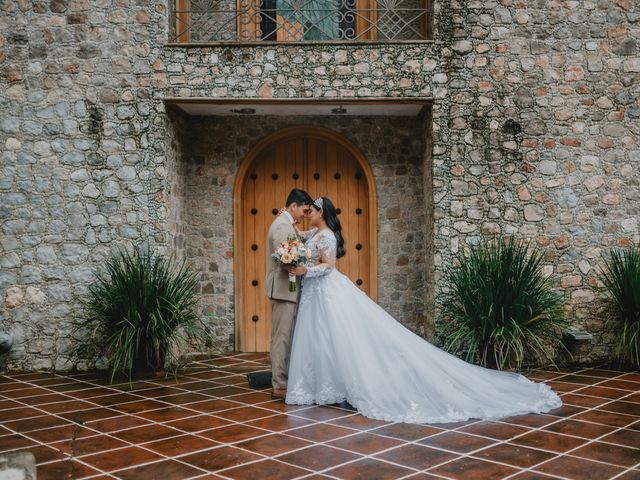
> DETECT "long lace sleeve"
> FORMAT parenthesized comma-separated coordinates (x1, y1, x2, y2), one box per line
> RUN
(305, 232, 337, 278)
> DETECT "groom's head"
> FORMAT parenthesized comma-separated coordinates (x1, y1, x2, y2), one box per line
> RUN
(285, 188, 313, 222)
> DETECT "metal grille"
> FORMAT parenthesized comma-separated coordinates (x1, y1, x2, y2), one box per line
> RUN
(169, 0, 431, 43)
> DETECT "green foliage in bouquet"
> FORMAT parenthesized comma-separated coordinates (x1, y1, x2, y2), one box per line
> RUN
(440, 237, 567, 370)
(599, 245, 640, 366)
(76, 246, 204, 382)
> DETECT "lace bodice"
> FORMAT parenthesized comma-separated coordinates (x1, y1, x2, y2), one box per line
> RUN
(304, 229, 337, 278)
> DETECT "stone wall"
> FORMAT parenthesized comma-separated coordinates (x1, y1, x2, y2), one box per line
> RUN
(0, 0, 168, 370)
(433, 0, 640, 361)
(164, 106, 189, 264)
(1, 0, 638, 370)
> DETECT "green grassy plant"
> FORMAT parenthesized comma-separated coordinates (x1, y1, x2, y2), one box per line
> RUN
(77, 246, 203, 382)
(600, 246, 640, 366)
(440, 237, 567, 370)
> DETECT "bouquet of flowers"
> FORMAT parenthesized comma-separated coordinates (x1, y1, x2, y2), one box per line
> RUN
(272, 235, 310, 292)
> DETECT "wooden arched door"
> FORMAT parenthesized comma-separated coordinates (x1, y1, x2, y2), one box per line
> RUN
(234, 126, 377, 352)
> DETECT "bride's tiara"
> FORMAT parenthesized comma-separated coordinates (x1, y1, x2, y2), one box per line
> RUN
(313, 197, 323, 210)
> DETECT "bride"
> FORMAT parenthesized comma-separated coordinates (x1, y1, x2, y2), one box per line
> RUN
(285, 196, 562, 424)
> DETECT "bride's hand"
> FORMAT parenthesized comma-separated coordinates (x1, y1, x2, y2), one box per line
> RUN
(288, 265, 307, 276)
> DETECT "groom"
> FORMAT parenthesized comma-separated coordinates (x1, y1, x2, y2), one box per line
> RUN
(266, 188, 314, 399)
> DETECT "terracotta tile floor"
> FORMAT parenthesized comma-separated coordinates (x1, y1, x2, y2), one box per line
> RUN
(1, 354, 640, 479)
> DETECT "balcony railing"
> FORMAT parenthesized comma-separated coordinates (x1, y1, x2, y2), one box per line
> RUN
(169, 0, 432, 43)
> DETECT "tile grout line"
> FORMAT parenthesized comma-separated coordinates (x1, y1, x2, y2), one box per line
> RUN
(99, 390, 374, 479)
(1, 385, 335, 478)
(0, 370, 288, 476)
(0, 364, 611, 477)
(0, 376, 153, 477)
(1, 360, 363, 477)
(497, 368, 640, 479)
(2, 362, 639, 479)
(164, 399, 458, 478)
(368, 366, 640, 480)
(388, 366, 627, 479)
(209, 408, 485, 478)
(0, 365, 304, 438)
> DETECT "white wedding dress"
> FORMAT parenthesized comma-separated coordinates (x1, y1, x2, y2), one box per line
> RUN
(285, 229, 562, 424)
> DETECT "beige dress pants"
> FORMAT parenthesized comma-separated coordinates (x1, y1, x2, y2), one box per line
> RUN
(270, 299, 298, 390)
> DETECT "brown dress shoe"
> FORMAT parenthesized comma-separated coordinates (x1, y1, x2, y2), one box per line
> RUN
(271, 388, 287, 400)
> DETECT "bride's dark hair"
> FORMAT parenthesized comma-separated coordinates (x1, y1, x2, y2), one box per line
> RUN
(313, 196, 346, 259)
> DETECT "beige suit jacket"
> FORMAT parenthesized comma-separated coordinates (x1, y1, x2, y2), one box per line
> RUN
(266, 214, 299, 303)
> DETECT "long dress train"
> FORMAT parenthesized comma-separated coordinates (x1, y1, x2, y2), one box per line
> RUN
(285, 229, 562, 424)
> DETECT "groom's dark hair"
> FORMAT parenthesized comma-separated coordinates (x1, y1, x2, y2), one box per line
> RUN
(286, 188, 313, 207)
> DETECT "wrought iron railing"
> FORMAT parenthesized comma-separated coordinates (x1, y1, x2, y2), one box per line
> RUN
(169, 0, 432, 43)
